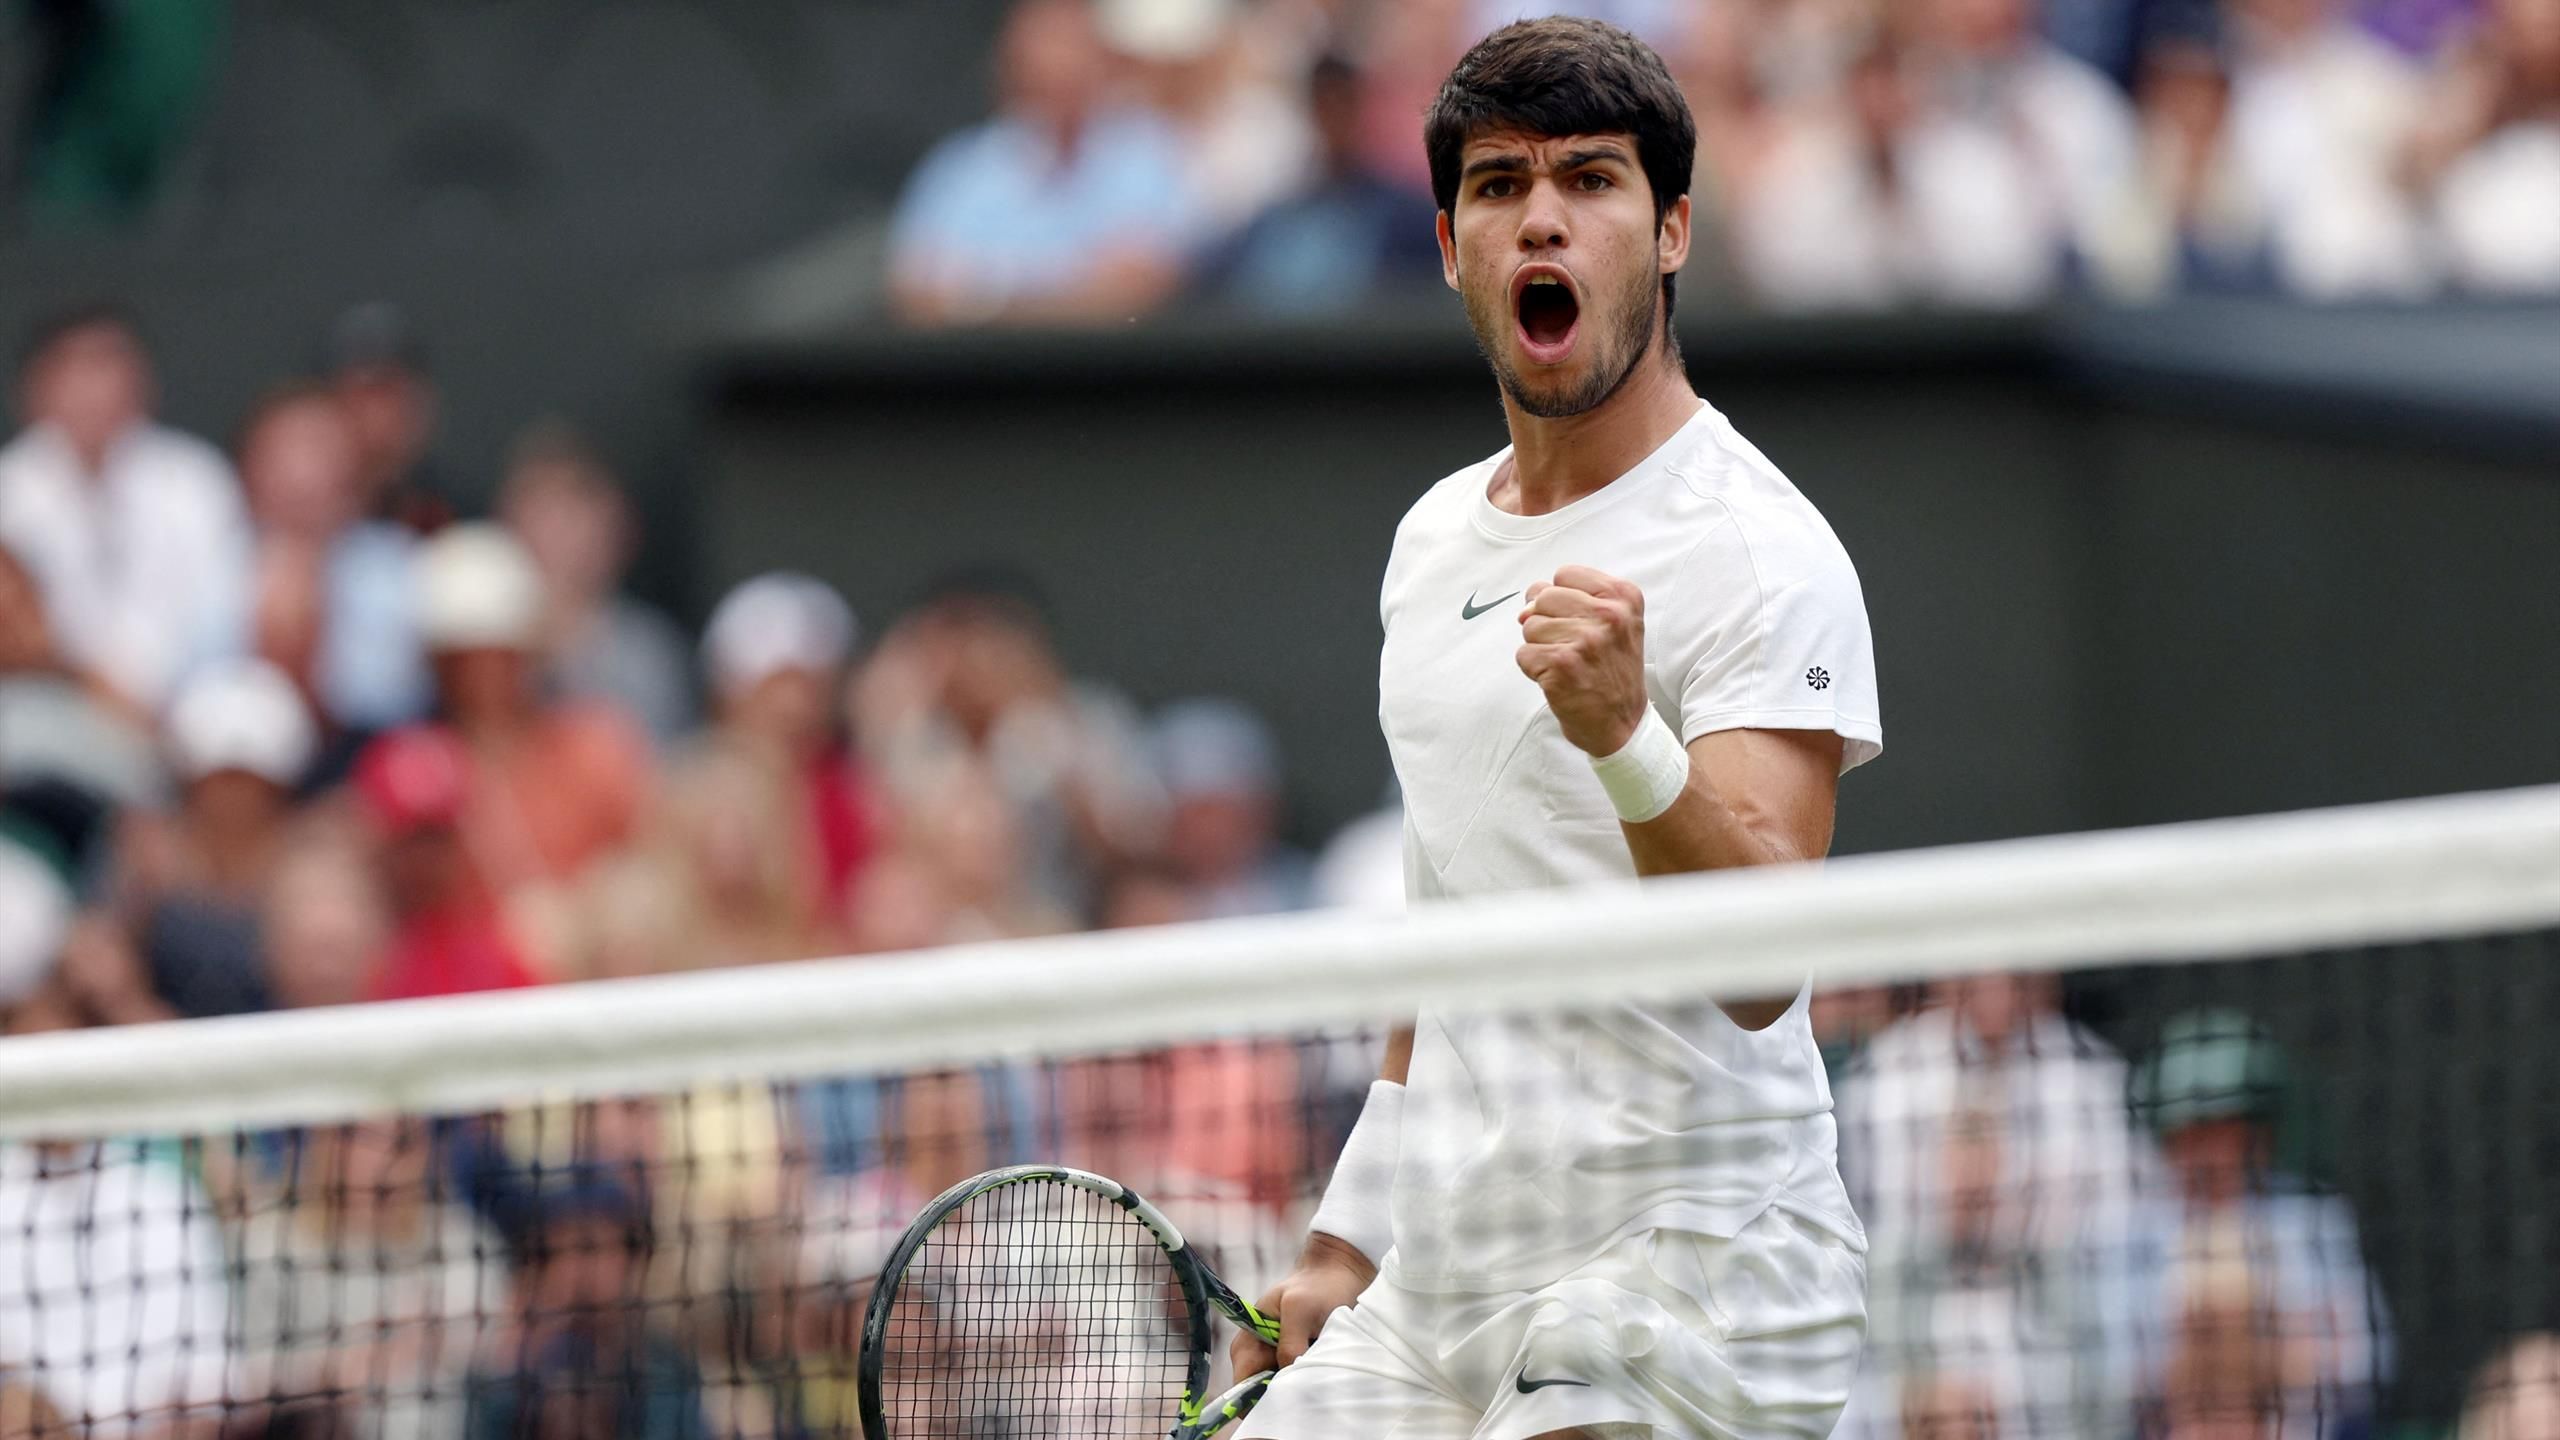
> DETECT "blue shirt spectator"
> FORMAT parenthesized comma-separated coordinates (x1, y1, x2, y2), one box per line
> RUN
(889, 0, 1203, 325)
(1211, 55, 1446, 316)
(320, 519, 430, 730)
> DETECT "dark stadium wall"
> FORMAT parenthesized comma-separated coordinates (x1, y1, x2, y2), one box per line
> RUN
(700, 306, 2560, 855)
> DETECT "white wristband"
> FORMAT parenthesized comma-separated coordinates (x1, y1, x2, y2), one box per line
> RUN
(1309, 1079, 1403, 1265)
(1589, 706, 1691, 823)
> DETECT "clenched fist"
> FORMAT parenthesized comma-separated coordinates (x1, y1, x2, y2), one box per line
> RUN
(1516, 565, 1648, 756)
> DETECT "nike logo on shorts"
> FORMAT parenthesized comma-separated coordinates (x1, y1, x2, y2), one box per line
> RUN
(1515, 1374, 1591, 1394)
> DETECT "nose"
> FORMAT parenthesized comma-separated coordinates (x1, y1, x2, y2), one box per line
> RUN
(1516, 177, 1570, 252)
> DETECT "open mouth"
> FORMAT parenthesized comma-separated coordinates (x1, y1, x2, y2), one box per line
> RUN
(1513, 267, 1581, 365)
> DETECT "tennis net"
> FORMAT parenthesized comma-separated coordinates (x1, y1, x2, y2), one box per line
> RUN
(1, 784, 2557, 1440)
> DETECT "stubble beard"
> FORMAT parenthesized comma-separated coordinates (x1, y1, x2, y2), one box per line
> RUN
(1465, 251, 1663, 421)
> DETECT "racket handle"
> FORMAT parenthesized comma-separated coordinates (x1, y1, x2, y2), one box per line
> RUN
(1172, 1370, 1274, 1440)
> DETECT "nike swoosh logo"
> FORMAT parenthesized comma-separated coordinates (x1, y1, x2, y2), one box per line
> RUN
(1462, 589, 1520, 621)
(1515, 1375, 1591, 1394)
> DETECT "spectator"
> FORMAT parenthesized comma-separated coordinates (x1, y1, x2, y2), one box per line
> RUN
(116, 658, 318, 1018)
(0, 538, 159, 876)
(1150, 697, 1310, 918)
(351, 727, 540, 1000)
(695, 573, 877, 933)
(325, 304, 452, 534)
(1735, 0, 2141, 308)
(855, 570, 1161, 925)
(412, 524, 650, 930)
(462, 1166, 709, 1440)
(235, 383, 430, 739)
(839, 849, 964, 955)
(887, 0, 1206, 325)
(900, 751, 1076, 940)
(0, 927, 238, 1439)
(231, 1117, 502, 1440)
(2415, 0, 2560, 293)
(796, 1066, 1006, 1432)
(2131, 1008, 2389, 1436)
(2223, 0, 2436, 297)
(0, 305, 250, 712)
(1904, 0, 2140, 305)
(1834, 973, 2172, 1438)
(615, 747, 827, 973)
(0, 838, 72, 1016)
(1351, 0, 1473, 194)
(2089, 34, 2274, 298)
(1100, 0, 1318, 240)
(1207, 54, 1446, 314)
(484, 1084, 801, 1438)
(1717, 19, 1913, 311)
(260, 836, 394, 1010)
(498, 422, 694, 749)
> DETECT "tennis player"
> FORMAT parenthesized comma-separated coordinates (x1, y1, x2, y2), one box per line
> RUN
(1233, 18, 1879, 1440)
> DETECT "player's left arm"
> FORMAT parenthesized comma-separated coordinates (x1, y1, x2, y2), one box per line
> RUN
(1516, 563, 1844, 873)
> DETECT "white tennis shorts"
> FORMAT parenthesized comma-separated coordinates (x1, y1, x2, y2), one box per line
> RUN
(1236, 1206, 1867, 1440)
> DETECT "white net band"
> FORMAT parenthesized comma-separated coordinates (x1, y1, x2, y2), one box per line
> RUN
(3, 782, 2557, 1139)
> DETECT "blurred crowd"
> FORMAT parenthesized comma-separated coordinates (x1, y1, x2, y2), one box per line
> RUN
(887, 0, 2560, 322)
(1826, 986, 2393, 1439)
(0, 284, 2541, 1439)
(0, 300, 1403, 1440)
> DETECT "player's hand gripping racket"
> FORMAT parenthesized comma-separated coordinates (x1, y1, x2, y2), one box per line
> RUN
(859, 1164, 1283, 1440)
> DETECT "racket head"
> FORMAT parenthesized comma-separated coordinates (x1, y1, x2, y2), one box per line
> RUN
(858, 1165, 1217, 1440)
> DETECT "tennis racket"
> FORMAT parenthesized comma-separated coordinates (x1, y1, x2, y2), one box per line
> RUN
(859, 1163, 1284, 1440)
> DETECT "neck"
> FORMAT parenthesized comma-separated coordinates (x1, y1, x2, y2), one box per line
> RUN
(57, 425, 127, 479)
(1035, 106, 1090, 169)
(1495, 346, 1700, 516)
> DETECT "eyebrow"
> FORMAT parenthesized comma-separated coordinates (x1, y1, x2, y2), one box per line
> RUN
(1559, 145, 1634, 170)
(1458, 144, 1635, 183)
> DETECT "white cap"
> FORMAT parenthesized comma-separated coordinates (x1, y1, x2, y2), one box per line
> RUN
(417, 523, 544, 651)
(165, 658, 317, 786)
(0, 838, 69, 1008)
(702, 572, 856, 697)
(1096, 0, 1235, 60)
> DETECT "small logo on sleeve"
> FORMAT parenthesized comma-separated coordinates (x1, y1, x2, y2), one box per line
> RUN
(1805, 666, 1832, 691)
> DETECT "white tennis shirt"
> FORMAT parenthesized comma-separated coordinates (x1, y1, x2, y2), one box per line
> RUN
(1377, 400, 1880, 1292)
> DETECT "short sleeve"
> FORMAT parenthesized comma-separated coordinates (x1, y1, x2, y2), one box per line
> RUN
(1665, 514, 1882, 773)
(886, 132, 984, 282)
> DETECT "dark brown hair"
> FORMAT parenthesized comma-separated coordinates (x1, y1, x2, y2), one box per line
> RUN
(1423, 17, 1696, 316)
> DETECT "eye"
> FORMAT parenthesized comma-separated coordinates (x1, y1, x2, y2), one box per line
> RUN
(1575, 172, 1613, 192)
(1479, 177, 1518, 199)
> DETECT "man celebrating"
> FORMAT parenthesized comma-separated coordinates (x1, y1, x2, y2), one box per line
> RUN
(1236, 18, 1879, 1440)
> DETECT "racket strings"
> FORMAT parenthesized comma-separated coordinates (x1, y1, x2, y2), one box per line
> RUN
(877, 1179, 1195, 1437)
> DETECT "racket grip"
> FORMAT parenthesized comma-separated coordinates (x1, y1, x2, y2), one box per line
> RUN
(1243, 1302, 1282, 1344)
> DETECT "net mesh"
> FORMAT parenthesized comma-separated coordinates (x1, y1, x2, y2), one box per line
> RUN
(0, 786, 2557, 1440)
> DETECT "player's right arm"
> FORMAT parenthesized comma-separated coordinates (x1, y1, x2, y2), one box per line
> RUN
(1230, 1025, 1412, 1375)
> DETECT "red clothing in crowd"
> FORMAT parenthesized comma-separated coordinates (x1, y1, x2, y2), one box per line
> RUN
(807, 745, 880, 917)
(370, 906, 540, 1001)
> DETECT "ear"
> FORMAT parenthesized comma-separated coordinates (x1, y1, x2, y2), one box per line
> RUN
(1657, 193, 1693, 277)
(1437, 210, 1460, 292)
